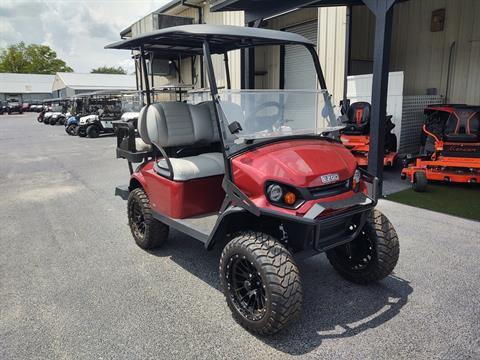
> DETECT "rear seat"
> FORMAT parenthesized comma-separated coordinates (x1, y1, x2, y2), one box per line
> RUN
(140, 101, 225, 181)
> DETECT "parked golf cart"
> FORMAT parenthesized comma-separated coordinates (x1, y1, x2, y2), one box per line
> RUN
(339, 101, 397, 167)
(64, 96, 86, 135)
(401, 104, 480, 191)
(77, 91, 144, 138)
(45, 99, 70, 125)
(6, 98, 23, 114)
(107, 25, 399, 335)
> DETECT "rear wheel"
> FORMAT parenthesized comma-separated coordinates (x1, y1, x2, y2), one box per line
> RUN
(327, 210, 399, 284)
(219, 232, 302, 335)
(127, 188, 169, 249)
(86, 125, 99, 138)
(412, 171, 427, 192)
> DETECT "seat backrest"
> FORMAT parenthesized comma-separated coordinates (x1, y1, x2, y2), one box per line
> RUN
(346, 102, 371, 126)
(137, 105, 150, 144)
(444, 111, 480, 143)
(142, 101, 218, 150)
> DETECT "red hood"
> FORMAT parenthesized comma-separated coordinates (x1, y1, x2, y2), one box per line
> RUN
(232, 139, 357, 193)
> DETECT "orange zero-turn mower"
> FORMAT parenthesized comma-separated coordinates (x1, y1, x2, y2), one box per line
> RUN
(339, 101, 398, 167)
(401, 105, 480, 192)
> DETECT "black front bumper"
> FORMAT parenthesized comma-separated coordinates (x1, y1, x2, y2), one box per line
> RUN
(263, 170, 378, 253)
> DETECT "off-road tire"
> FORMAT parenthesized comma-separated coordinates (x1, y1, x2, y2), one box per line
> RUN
(86, 125, 99, 138)
(327, 210, 399, 284)
(66, 124, 77, 136)
(219, 232, 303, 335)
(412, 171, 427, 192)
(127, 188, 169, 249)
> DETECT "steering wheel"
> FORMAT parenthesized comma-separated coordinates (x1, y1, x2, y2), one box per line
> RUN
(246, 101, 283, 132)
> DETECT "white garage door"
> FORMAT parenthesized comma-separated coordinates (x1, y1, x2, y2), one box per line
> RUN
(284, 21, 318, 90)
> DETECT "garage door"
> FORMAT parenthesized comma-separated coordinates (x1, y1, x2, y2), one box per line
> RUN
(284, 21, 318, 90)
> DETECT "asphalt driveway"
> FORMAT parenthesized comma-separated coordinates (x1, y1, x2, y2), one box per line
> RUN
(1, 113, 479, 359)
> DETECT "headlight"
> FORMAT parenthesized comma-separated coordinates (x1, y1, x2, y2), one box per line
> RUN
(266, 182, 303, 208)
(267, 184, 283, 202)
(352, 168, 362, 191)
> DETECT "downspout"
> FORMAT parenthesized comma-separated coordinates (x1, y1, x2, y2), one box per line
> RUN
(445, 41, 456, 104)
(181, 0, 204, 88)
(342, 5, 352, 113)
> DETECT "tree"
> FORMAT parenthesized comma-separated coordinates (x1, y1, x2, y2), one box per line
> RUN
(0, 42, 73, 74)
(90, 66, 127, 75)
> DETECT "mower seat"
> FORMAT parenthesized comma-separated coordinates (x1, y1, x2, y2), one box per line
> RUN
(342, 102, 371, 135)
(443, 112, 480, 143)
(144, 102, 224, 181)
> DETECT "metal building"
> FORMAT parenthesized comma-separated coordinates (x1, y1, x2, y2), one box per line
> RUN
(51, 72, 137, 98)
(0, 73, 54, 103)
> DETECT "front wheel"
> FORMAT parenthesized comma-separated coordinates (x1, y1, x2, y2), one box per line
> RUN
(86, 125, 99, 138)
(127, 188, 169, 249)
(219, 232, 303, 335)
(412, 171, 427, 192)
(327, 210, 399, 284)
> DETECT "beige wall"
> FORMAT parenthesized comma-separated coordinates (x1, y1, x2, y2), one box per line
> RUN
(317, 6, 347, 105)
(351, 0, 480, 104)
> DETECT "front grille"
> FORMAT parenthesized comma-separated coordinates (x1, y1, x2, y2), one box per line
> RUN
(308, 179, 351, 199)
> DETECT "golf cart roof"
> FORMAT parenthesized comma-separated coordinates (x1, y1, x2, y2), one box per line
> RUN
(105, 24, 314, 57)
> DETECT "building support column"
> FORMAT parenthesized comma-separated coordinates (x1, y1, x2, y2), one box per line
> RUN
(363, 0, 396, 197)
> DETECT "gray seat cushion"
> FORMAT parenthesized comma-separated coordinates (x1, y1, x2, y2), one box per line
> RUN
(157, 152, 224, 181)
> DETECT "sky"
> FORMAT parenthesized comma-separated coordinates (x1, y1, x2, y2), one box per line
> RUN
(0, 0, 171, 73)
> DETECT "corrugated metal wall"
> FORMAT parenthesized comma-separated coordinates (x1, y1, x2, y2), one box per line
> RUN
(350, 0, 480, 104)
(165, 5, 244, 90)
(258, 7, 346, 103)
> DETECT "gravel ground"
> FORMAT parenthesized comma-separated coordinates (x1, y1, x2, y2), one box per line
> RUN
(1, 113, 479, 360)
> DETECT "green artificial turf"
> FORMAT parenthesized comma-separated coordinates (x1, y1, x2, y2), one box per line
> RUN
(386, 182, 480, 221)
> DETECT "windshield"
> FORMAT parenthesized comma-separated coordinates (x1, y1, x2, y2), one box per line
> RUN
(216, 89, 339, 152)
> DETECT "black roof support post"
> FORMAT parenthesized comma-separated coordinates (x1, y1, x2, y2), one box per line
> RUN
(363, 0, 396, 197)
(242, 19, 262, 89)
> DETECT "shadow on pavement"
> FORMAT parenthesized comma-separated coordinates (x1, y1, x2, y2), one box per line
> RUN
(149, 230, 412, 355)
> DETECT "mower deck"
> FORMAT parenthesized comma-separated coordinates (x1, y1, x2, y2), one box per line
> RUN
(402, 156, 480, 183)
(341, 135, 397, 167)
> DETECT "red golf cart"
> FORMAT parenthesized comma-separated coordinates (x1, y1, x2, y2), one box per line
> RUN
(340, 101, 398, 167)
(401, 104, 480, 191)
(107, 24, 399, 335)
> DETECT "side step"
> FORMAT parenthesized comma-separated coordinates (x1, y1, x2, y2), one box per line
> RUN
(152, 210, 219, 245)
(115, 185, 129, 200)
